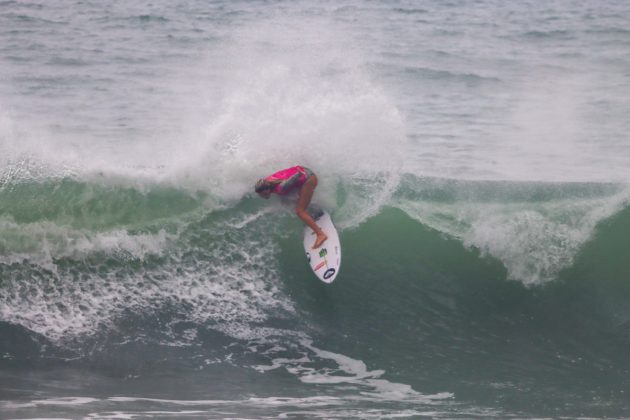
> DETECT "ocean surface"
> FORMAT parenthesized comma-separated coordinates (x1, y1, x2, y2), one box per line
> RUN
(1, 0, 630, 418)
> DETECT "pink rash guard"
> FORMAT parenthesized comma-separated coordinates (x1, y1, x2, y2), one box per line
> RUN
(265, 165, 313, 196)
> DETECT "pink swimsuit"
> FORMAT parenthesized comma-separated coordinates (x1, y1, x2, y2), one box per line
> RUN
(265, 165, 313, 196)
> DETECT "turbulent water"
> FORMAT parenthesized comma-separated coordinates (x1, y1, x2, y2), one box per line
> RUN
(1, 1, 630, 418)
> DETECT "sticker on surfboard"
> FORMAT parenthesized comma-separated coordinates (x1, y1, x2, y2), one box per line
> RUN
(303, 209, 341, 283)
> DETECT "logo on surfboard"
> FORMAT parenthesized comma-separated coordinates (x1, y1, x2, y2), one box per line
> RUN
(314, 261, 326, 271)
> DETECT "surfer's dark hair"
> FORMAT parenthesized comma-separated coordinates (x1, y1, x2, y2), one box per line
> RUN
(255, 179, 273, 193)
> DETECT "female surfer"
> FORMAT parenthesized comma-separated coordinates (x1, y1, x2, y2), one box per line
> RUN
(255, 165, 327, 249)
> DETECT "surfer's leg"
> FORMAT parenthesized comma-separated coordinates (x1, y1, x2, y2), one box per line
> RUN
(296, 175, 328, 249)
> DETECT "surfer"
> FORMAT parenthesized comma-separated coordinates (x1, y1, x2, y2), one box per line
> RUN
(255, 165, 328, 249)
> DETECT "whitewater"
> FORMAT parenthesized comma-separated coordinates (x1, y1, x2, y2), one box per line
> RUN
(1, 1, 630, 418)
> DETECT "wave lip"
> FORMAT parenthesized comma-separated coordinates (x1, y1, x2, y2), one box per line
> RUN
(394, 176, 630, 286)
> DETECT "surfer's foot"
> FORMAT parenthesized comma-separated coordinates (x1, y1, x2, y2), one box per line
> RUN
(312, 232, 328, 249)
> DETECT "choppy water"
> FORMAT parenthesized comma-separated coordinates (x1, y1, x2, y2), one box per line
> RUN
(1, 1, 630, 418)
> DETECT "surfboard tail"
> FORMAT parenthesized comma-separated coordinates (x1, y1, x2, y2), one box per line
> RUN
(308, 207, 325, 220)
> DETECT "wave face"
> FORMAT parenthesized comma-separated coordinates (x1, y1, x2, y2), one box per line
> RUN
(2, 0, 630, 418)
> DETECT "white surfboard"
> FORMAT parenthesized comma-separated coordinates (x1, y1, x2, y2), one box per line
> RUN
(303, 210, 341, 283)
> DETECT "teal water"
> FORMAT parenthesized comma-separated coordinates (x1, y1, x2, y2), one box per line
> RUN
(1, 1, 630, 418)
(1, 178, 629, 418)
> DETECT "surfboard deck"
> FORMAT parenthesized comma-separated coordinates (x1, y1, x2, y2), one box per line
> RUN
(303, 209, 341, 283)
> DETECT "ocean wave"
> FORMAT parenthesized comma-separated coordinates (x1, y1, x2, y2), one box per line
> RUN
(400, 66, 502, 85)
(1, 179, 630, 418)
(521, 29, 575, 40)
(1, 174, 628, 289)
(393, 176, 630, 286)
